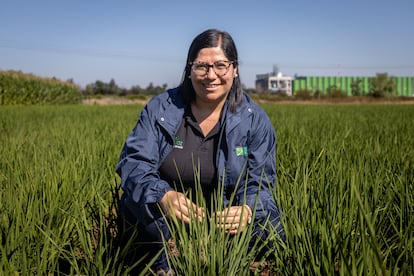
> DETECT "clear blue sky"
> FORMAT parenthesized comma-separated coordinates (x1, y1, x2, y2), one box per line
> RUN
(1, 0, 413, 89)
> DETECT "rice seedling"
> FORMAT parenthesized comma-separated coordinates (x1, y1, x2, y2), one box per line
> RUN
(0, 103, 413, 275)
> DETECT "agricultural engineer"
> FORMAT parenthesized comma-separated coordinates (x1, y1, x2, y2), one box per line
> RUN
(116, 28, 285, 274)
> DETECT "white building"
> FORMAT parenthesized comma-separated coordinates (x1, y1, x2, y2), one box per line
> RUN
(255, 66, 293, 95)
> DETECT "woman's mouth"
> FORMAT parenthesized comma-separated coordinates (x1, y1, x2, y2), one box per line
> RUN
(203, 83, 220, 90)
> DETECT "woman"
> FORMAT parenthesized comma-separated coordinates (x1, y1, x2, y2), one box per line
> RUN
(116, 29, 285, 274)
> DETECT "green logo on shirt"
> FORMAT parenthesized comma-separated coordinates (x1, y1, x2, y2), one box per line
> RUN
(174, 136, 183, 149)
(235, 146, 248, 156)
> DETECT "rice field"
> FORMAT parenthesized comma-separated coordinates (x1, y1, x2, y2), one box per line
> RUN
(1, 103, 413, 275)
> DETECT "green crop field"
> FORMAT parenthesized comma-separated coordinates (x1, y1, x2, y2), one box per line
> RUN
(1, 104, 413, 275)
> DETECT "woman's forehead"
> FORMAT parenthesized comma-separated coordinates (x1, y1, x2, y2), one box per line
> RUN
(194, 47, 227, 61)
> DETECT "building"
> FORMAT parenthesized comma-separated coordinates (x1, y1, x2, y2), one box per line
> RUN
(255, 66, 293, 95)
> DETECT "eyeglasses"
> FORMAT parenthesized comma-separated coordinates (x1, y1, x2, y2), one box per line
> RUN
(190, 60, 235, 77)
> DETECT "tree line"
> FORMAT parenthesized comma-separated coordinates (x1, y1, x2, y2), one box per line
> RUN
(82, 79, 168, 96)
(1, 70, 409, 106)
(84, 73, 404, 98)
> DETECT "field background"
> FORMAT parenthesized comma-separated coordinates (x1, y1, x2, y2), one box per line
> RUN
(1, 103, 413, 275)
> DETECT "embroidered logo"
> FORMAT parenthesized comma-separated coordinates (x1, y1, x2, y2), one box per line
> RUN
(235, 146, 248, 156)
(174, 136, 184, 149)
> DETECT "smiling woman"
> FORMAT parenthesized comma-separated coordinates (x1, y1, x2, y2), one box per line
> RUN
(189, 47, 237, 119)
(115, 29, 285, 274)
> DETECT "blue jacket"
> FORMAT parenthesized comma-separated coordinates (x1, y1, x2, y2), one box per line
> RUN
(116, 88, 281, 227)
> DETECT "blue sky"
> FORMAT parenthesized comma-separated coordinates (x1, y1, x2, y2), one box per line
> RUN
(1, 0, 413, 89)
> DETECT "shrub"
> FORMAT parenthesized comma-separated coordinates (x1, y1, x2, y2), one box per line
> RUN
(369, 73, 396, 97)
(293, 89, 313, 100)
(327, 85, 347, 98)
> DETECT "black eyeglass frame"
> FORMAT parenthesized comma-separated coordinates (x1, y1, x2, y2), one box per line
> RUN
(189, 60, 237, 76)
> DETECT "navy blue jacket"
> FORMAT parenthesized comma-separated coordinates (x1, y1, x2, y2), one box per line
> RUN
(116, 88, 281, 227)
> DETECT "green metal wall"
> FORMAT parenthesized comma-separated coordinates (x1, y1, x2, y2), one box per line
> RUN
(394, 77, 413, 96)
(292, 76, 414, 96)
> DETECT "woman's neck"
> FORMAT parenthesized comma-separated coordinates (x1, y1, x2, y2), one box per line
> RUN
(191, 99, 225, 136)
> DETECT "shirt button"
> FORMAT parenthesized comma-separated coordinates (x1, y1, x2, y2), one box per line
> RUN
(247, 108, 252, 113)
(160, 117, 165, 121)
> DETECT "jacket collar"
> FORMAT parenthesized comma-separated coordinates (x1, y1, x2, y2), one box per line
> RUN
(157, 88, 185, 136)
(223, 94, 254, 134)
(158, 88, 253, 136)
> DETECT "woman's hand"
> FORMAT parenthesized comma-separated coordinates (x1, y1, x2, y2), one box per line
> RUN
(160, 190, 204, 224)
(215, 205, 252, 235)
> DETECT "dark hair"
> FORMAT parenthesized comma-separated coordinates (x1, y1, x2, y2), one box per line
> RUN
(179, 29, 243, 112)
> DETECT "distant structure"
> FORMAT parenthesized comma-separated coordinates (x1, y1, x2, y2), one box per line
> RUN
(255, 65, 294, 95)
(293, 75, 414, 96)
(255, 66, 414, 96)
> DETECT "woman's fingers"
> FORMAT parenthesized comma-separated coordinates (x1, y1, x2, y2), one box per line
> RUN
(160, 191, 204, 223)
(161, 192, 252, 232)
(215, 206, 252, 234)
(172, 197, 203, 223)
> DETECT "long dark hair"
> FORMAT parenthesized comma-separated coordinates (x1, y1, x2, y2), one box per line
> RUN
(179, 29, 243, 113)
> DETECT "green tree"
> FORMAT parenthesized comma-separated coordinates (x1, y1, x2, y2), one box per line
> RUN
(144, 82, 168, 95)
(369, 73, 396, 97)
(86, 80, 105, 95)
(351, 78, 363, 96)
(327, 85, 346, 98)
(84, 79, 121, 95)
(108, 78, 119, 95)
(129, 85, 143, 95)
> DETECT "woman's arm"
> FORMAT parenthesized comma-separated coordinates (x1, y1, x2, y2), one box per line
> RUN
(236, 107, 277, 223)
(116, 102, 174, 225)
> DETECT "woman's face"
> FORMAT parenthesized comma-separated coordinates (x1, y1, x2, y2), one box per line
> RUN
(190, 47, 237, 106)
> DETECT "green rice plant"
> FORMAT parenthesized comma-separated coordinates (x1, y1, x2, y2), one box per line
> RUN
(0, 105, 139, 274)
(267, 104, 414, 275)
(159, 161, 280, 275)
(1, 103, 413, 275)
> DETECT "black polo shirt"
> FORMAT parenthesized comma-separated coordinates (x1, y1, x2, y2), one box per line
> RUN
(159, 107, 220, 204)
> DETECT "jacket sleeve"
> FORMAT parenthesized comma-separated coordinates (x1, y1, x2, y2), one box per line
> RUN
(116, 101, 173, 225)
(236, 108, 278, 224)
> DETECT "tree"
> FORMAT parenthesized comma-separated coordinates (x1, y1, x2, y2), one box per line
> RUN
(369, 73, 396, 97)
(144, 82, 168, 95)
(93, 80, 106, 95)
(327, 85, 346, 98)
(83, 79, 121, 95)
(129, 85, 143, 95)
(108, 78, 119, 95)
(350, 78, 363, 96)
(84, 80, 105, 95)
